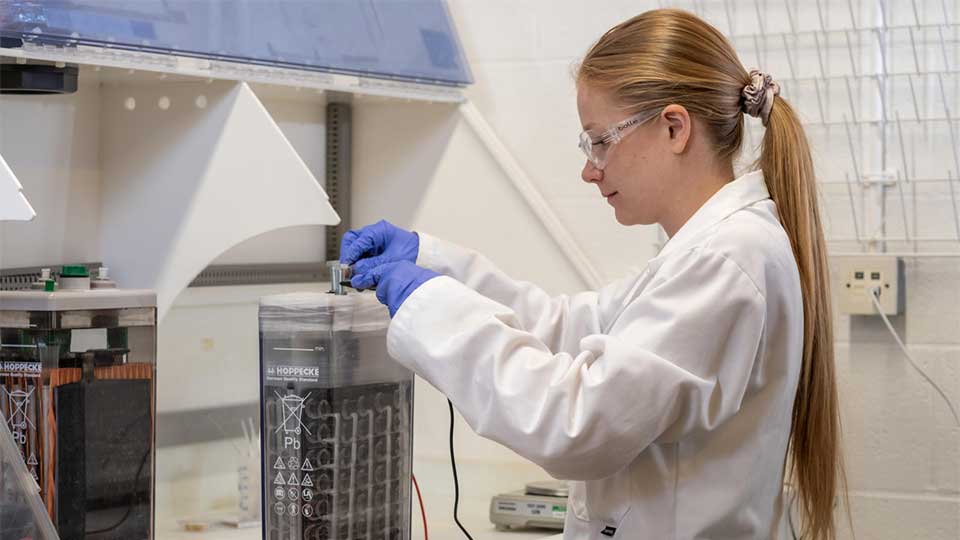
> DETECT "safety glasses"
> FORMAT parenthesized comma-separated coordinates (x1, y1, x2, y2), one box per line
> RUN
(578, 108, 662, 170)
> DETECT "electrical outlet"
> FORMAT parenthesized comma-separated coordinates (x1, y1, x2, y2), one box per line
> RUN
(836, 256, 905, 315)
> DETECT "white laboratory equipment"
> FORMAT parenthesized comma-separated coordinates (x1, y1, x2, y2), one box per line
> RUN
(489, 480, 567, 532)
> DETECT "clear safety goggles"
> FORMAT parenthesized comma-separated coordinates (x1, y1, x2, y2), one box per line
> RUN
(578, 108, 662, 170)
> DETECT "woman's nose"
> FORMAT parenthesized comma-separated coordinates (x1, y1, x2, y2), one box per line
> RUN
(582, 160, 603, 183)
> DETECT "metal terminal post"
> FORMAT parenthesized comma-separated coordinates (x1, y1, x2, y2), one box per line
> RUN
(327, 261, 353, 295)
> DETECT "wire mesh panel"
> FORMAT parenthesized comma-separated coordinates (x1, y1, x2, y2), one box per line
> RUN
(666, 0, 960, 255)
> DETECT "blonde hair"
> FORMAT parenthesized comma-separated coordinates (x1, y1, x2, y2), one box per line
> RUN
(578, 9, 847, 539)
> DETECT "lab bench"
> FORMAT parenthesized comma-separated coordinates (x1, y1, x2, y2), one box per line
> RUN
(157, 457, 562, 540)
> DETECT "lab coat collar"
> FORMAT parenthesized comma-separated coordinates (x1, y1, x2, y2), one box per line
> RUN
(652, 170, 770, 262)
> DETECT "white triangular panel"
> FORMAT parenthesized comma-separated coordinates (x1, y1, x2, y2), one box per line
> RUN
(0, 153, 36, 222)
(100, 81, 338, 319)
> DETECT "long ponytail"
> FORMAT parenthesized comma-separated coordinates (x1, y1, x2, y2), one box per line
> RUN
(760, 98, 847, 540)
(578, 9, 848, 539)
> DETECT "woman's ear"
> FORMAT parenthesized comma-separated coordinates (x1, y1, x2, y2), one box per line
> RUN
(661, 104, 691, 155)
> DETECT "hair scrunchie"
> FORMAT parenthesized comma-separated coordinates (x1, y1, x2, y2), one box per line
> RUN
(741, 70, 780, 126)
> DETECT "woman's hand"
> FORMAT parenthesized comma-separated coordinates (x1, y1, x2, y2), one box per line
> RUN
(339, 220, 420, 275)
(354, 261, 439, 317)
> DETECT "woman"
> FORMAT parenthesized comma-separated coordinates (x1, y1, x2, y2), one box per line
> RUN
(341, 9, 845, 540)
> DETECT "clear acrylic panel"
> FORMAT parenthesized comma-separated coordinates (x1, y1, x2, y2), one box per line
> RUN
(0, 0, 472, 86)
(0, 416, 60, 540)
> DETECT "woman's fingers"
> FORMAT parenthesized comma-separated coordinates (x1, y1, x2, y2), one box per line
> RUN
(351, 260, 397, 290)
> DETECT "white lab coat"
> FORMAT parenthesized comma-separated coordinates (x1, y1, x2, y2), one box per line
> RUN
(386, 170, 804, 539)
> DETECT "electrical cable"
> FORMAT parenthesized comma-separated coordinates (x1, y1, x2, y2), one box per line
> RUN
(84, 448, 149, 535)
(412, 473, 428, 540)
(868, 287, 960, 427)
(448, 399, 474, 540)
(786, 483, 799, 540)
(84, 396, 152, 536)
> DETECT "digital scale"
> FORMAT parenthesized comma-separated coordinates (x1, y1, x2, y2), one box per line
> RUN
(489, 480, 567, 531)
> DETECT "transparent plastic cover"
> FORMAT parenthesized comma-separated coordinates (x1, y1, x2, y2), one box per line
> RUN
(1, 0, 472, 86)
(260, 291, 392, 334)
(259, 291, 407, 389)
(0, 416, 59, 540)
(259, 291, 413, 539)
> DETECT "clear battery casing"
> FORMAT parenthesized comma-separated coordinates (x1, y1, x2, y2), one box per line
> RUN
(0, 413, 60, 540)
(0, 288, 157, 540)
(259, 291, 413, 540)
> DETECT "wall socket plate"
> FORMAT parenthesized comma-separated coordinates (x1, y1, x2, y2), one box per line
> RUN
(835, 256, 905, 316)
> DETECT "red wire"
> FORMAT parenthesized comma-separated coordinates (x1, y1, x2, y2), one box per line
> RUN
(412, 472, 428, 540)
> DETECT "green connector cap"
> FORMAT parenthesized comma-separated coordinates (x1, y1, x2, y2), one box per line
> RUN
(60, 265, 89, 278)
(44, 280, 56, 292)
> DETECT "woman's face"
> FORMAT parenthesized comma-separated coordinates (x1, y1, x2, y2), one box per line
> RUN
(576, 83, 676, 227)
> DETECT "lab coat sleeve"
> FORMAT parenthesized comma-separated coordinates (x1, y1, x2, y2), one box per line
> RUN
(416, 233, 621, 352)
(387, 247, 767, 481)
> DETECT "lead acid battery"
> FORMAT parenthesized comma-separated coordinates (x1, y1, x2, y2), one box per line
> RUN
(0, 278, 157, 540)
(259, 291, 413, 540)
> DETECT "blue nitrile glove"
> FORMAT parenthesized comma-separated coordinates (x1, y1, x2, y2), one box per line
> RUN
(339, 220, 420, 279)
(352, 260, 439, 317)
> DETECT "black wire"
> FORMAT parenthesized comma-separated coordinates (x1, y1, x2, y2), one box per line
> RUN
(84, 448, 150, 535)
(448, 399, 474, 540)
(788, 485, 799, 540)
(77, 379, 152, 536)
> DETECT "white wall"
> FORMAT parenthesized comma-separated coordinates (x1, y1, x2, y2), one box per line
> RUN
(832, 259, 960, 539)
(448, 1, 665, 283)
(0, 75, 102, 268)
